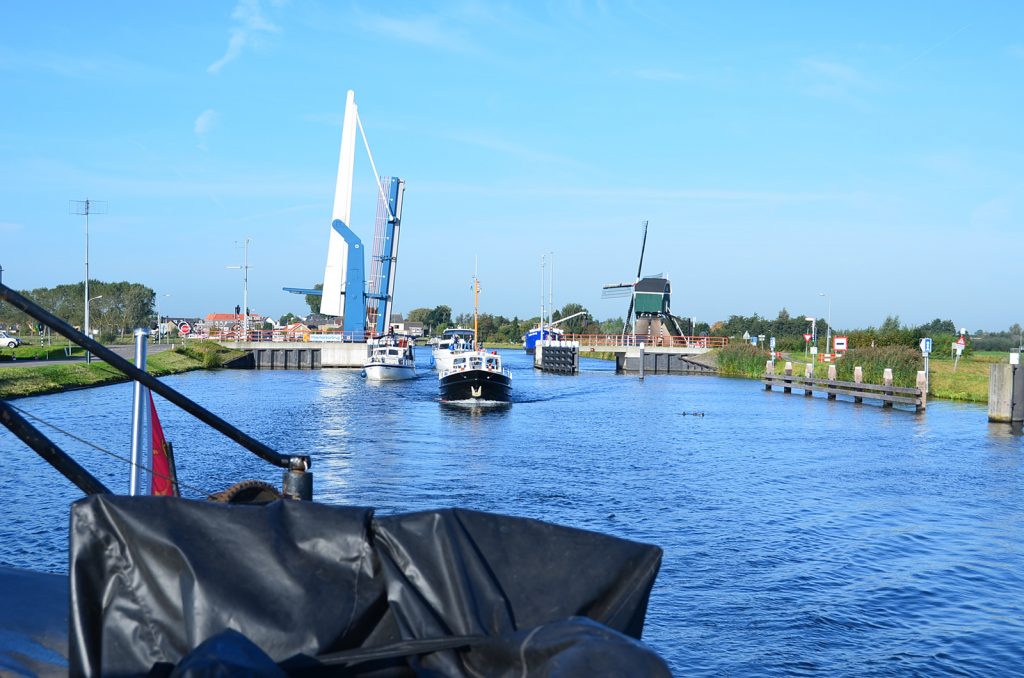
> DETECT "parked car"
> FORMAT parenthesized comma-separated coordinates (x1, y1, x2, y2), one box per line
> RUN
(0, 331, 19, 348)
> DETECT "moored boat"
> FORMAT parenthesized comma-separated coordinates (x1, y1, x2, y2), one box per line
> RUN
(523, 325, 564, 354)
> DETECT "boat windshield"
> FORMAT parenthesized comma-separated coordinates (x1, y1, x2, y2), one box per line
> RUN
(485, 357, 498, 370)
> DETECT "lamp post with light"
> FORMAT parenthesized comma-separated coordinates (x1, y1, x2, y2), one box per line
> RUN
(227, 238, 251, 340)
(156, 293, 171, 344)
(818, 292, 832, 355)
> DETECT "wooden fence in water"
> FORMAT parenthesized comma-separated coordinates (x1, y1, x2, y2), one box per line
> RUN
(762, 361, 927, 412)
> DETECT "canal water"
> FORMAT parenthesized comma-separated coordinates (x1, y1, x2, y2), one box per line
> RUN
(1, 350, 1023, 675)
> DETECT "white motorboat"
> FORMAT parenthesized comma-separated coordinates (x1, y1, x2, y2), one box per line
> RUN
(363, 335, 416, 381)
(431, 327, 475, 372)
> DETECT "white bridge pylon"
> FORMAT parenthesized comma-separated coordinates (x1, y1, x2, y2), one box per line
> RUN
(320, 90, 358, 318)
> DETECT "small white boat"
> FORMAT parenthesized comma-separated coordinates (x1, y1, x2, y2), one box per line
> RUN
(363, 335, 416, 381)
(431, 327, 475, 372)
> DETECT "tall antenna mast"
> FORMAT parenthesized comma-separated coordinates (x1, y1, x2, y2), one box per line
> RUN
(69, 199, 107, 362)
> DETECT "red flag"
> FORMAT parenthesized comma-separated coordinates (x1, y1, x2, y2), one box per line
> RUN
(149, 393, 175, 496)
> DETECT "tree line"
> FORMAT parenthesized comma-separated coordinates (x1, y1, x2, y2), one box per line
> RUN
(0, 281, 155, 341)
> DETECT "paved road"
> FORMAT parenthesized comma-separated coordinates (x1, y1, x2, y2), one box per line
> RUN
(0, 343, 175, 369)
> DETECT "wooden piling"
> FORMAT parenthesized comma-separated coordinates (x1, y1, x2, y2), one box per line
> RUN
(882, 368, 894, 408)
(988, 364, 1013, 422)
(783, 361, 792, 393)
(916, 371, 927, 411)
(853, 367, 863, 403)
(765, 360, 774, 390)
(827, 365, 837, 399)
(804, 362, 813, 395)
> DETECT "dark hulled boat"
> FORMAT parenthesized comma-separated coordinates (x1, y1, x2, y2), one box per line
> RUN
(439, 350, 512, 402)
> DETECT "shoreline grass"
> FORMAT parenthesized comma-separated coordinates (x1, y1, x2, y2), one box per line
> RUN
(0, 342, 244, 399)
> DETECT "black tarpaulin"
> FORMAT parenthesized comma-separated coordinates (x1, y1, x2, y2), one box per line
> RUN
(69, 495, 667, 676)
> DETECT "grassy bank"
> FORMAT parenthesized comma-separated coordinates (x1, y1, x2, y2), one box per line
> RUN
(0, 342, 244, 399)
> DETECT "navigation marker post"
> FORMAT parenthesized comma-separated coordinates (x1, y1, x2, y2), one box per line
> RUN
(953, 334, 966, 371)
(920, 337, 932, 394)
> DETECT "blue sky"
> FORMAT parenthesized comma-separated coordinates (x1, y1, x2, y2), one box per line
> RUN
(1, 1, 1021, 331)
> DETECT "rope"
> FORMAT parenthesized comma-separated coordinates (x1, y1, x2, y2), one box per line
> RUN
(8, 402, 212, 498)
(355, 111, 396, 222)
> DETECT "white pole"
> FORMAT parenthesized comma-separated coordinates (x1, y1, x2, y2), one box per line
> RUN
(84, 204, 91, 363)
(129, 328, 151, 496)
(242, 237, 249, 340)
(540, 254, 545, 332)
(549, 252, 554, 328)
(826, 296, 832, 354)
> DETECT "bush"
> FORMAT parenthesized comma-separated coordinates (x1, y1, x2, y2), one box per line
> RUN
(717, 342, 771, 378)
(834, 346, 921, 387)
(174, 340, 225, 368)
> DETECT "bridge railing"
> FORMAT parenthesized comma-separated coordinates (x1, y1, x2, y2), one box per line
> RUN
(563, 334, 729, 349)
(206, 328, 376, 343)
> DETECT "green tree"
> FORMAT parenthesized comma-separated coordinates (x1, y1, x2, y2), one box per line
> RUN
(426, 305, 453, 331)
(306, 283, 323, 314)
(407, 307, 432, 324)
(279, 312, 300, 325)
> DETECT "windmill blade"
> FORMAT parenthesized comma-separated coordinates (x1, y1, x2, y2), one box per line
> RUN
(602, 288, 632, 299)
(634, 221, 649, 281)
(622, 294, 635, 335)
(623, 221, 648, 334)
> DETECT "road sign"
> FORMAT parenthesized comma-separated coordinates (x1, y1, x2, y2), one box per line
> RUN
(834, 336, 848, 352)
(770, 337, 776, 351)
(810, 346, 818, 355)
(803, 333, 812, 342)
(178, 321, 192, 336)
(955, 335, 966, 346)
(920, 337, 932, 354)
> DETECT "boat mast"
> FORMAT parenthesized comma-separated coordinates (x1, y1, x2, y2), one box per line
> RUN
(549, 251, 554, 329)
(540, 254, 545, 333)
(473, 270, 480, 349)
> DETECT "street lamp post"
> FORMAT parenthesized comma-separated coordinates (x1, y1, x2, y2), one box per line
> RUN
(156, 293, 171, 344)
(819, 292, 832, 355)
(227, 238, 251, 340)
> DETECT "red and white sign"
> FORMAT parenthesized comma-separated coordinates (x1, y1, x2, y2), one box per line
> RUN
(178, 321, 192, 336)
(803, 333, 813, 342)
(955, 335, 966, 346)
(833, 336, 848, 352)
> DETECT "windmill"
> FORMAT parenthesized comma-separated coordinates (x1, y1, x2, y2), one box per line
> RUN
(602, 222, 687, 340)
(602, 221, 649, 336)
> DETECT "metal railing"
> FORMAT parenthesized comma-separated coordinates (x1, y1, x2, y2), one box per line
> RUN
(563, 334, 729, 349)
(204, 328, 377, 343)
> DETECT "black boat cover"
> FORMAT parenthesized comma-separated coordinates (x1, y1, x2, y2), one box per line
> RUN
(68, 495, 667, 676)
